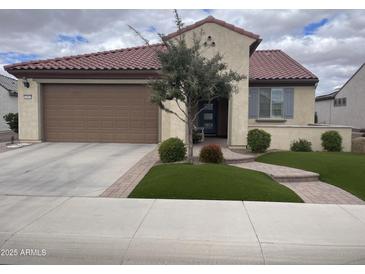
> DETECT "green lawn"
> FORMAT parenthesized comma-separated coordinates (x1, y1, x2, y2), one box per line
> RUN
(257, 152, 365, 201)
(129, 163, 302, 202)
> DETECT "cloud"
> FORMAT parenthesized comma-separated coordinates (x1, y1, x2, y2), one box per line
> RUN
(0, 9, 364, 95)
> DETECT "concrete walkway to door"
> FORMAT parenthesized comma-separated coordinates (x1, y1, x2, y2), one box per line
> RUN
(1, 196, 365, 264)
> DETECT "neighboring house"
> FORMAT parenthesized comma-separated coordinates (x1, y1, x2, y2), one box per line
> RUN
(5, 16, 352, 151)
(0, 74, 18, 131)
(315, 63, 365, 129)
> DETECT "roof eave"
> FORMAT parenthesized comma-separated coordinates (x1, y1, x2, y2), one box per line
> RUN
(4, 69, 161, 79)
(249, 39, 262, 56)
(249, 78, 319, 86)
(315, 96, 335, 102)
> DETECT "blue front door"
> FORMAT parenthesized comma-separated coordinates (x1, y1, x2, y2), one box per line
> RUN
(198, 101, 217, 135)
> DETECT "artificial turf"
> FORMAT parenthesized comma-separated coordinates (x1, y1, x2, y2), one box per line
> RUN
(129, 163, 303, 202)
(257, 151, 365, 201)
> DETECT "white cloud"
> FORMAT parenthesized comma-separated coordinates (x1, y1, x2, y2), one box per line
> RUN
(0, 9, 364, 95)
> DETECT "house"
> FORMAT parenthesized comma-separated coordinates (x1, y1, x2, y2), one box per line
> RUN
(4, 16, 352, 151)
(0, 74, 18, 131)
(315, 63, 365, 130)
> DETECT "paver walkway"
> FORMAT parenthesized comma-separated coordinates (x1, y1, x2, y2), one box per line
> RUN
(281, 181, 365, 205)
(233, 162, 364, 205)
(101, 148, 159, 198)
(233, 162, 319, 182)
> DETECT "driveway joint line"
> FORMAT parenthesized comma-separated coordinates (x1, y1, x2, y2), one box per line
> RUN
(337, 204, 365, 226)
(242, 201, 266, 265)
(0, 196, 72, 249)
(120, 199, 156, 264)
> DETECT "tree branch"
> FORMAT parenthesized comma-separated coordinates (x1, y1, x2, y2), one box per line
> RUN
(128, 25, 150, 46)
(175, 99, 188, 118)
(160, 103, 187, 123)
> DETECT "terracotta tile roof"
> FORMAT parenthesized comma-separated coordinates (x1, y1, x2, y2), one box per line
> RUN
(5, 46, 318, 82)
(165, 16, 260, 41)
(250, 50, 318, 81)
(5, 44, 164, 71)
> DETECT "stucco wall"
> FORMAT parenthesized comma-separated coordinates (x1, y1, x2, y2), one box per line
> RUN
(0, 86, 18, 131)
(249, 86, 316, 126)
(315, 99, 333, 124)
(331, 65, 365, 129)
(167, 22, 256, 147)
(17, 79, 42, 141)
(248, 125, 352, 152)
(160, 100, 187, 142)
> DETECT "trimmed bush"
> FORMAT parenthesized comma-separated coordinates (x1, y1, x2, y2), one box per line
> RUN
(247, 129, 271, 153)
(321, 131, 342, 152)
(199, 144, 224, 163)
(3, 112, 18, 133)
(290, 139, 312, 152)
(158, 137, 186, 163)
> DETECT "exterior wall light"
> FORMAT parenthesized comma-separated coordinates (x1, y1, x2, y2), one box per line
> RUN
(22, 78, 30, 88)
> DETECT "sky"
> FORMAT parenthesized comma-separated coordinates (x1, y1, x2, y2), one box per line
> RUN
(0, 9, 364, 95)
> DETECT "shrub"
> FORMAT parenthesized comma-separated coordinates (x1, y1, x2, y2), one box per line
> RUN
(3, 112, 18, 133)
(199, 144, 224, 163)
(290, 139, 312, 152)
(247, 129, 271, 153)
(321, 131, 342, 152)
(158, 137, 186, 163)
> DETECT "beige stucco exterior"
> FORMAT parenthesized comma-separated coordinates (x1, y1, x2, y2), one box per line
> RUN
(249, 85, 316, 126)
(17, 79, 42, 142)
(160, 100, 186, 142)
(18, 22, 347, 152)
(160, 22, 256, 148)
(248, 125, 352, 152)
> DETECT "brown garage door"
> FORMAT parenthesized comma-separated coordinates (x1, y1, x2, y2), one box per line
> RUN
(43, 84, 158, 143)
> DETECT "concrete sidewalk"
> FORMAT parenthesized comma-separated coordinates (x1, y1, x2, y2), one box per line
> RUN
(1, 196, 365, 264)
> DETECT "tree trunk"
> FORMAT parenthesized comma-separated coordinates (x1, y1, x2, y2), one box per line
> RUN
(187, 106, 194, 163)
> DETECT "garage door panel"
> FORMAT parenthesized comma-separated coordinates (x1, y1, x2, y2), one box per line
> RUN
(43, 84, 158, 143)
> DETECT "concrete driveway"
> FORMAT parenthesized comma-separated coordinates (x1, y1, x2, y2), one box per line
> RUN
(0, 142, 156, 197)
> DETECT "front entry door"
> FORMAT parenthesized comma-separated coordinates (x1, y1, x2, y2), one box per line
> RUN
(198, 101, 217, 135)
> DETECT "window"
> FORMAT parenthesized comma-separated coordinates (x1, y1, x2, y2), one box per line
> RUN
(271, 89, 284, 117)
(258, 88, 284, 118)
(334, 97, 347, 107)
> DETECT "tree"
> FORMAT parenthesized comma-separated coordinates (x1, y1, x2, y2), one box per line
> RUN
(130, 10, 244, 163)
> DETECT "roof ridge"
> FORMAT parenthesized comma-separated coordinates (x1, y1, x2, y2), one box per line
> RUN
(165, 15, 260, 40)
(4, 43, 163, 69)
(255, 49, 282, 52)
(334, 63, 365, 95)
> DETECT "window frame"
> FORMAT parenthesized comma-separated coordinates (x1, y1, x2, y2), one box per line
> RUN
(334, 97, 347, 107)
(257, 87, 285, 119)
